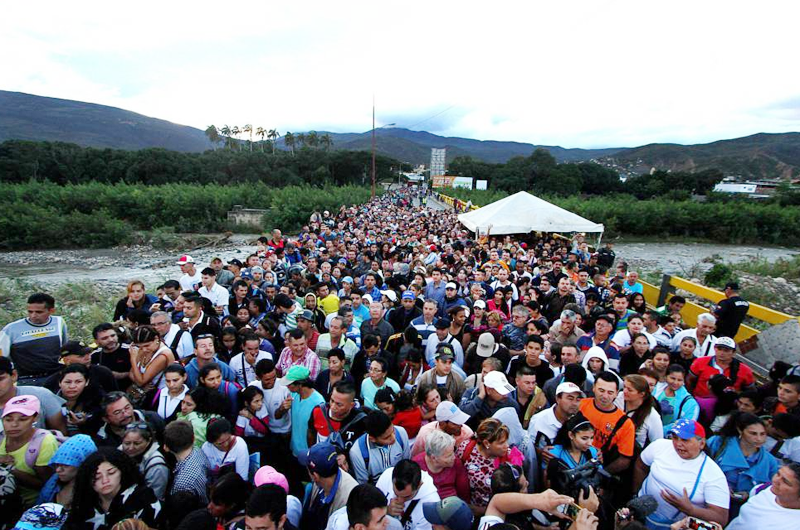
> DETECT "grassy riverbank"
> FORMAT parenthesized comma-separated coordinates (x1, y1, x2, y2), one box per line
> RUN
(0, 183, 374, 250)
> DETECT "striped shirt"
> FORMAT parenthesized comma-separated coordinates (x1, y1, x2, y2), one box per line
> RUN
(409, 316, 438, 347)
(0, 316, 68, 376)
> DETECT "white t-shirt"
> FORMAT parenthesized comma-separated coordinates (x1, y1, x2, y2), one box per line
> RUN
(477, 515, 504, 530)
(375, 467, 440, 530)
(528, 405, 563, 448)
(198, 282, 230, 309)
(628, 406, 664, 447)
(249, 381, 291, 433)
(764, 436, 800, 463)
(727, 485, 800, 530)
(164, 324, 195, 359)
(638, 439, 729, 522)
(230, 351, 273, 387)
(180, 271, 203, 292)
(155, 385, 187, 419)
(611, 329, 657, 350)
(235, 402, 270, 437)
(201, 435, 250, 481)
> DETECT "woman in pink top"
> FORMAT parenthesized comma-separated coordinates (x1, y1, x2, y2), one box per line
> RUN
(412, 429, 470, 499)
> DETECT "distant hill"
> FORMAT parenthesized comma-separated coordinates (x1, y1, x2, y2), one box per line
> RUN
(289, 128, 624, 165)
(1, 90, 799, 179)
(597, 133, 800, 180)
(0, 90, 212, 152)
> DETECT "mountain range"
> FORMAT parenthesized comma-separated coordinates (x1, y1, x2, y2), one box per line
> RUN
(1, 89, 798, 180)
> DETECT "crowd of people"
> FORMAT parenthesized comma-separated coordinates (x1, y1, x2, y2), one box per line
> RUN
(0, 187, 798, 530)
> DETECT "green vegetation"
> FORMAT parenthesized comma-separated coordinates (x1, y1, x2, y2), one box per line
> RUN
(442, 187, 800, 245)
(0, 182, 375, 249)
(734, 255, 800, 280)
(0, 279, 117, 343)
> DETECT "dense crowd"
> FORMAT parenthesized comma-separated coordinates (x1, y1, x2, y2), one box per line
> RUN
(0, 187, 798, 530)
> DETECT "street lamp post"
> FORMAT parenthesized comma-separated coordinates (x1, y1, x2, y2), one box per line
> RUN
(370, 105, 395, 198)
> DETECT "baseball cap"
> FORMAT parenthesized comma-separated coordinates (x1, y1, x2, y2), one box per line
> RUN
(254, 465, 290, 492)
(279, 366, 311, 386)
(228, 258, 243, 268)
(435, 318, 451, 330)
(473, 299, 486, 310)
(251, 266, 265, 274)
(241, 269, 253, 280)
(483, 371, 514, 396)
(435, 401, 470, 425)
(298, 442, 339, 475)
(670, 418, 706, 440)
(380, 290, 397, 303)
(2, 395, 40, 418)
(297, 309, 315, 322)
(715, 337, 736, 350)
(422, 497, 474, 530)
(556, 382, 585, 397)
(341, 276, 354, 284)
(402, 290, 415, 301)
(445, 282, 457, 290)
(362, 294, 373, 305)
(476, 333, 496, 358)
(338, 258, 348, 265)
(60, 341, 92, 357)
(435, 343, 455, 361)
(175, 255, 194, 265)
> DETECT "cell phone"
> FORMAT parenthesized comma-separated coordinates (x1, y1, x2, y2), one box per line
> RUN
(559, 503, 582, 521)
(687, 517, 717, 530)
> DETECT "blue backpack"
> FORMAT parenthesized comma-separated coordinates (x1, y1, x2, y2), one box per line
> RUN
(357, 427, 405, 476)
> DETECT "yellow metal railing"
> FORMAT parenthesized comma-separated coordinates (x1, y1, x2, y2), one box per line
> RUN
(641, 276, 799, 343)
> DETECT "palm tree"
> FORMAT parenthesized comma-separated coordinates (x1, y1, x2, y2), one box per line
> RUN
(268, 129, 280, 155)
(231, 126, 241, 151)
(296, 133, 306, 149)
(321, 133, 333, 151)
(205, 125, 221, 150)
(306, 131, 319, 149)
(243, 124, 253, 152)
(220, 125, 233, 149)
(284, 132, 295, 155)
(256, 127, 266, 151)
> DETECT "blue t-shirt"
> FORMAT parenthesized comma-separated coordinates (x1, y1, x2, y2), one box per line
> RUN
(550, 444, 601, 469)
(361, 378, 400, 410)
(290, 390, 325, 457)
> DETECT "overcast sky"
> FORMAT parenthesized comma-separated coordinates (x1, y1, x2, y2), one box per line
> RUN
(3, 1, 799, 148)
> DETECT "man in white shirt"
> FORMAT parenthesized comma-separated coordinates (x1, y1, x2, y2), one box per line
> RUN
(375, 460, 440, 530)
(177, 255, 202, 292)
(424, 318, 464, 369)
(671, 313, 717, 357)
(198, 267, 230, 317)
(151, 311, 194, 359)
(528, 382, 583, 464)
(725, 463, 800, 530)
(230, 334, 273, 387)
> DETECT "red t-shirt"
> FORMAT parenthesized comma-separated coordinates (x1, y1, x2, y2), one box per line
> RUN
(690, 356, 754, 397)
(393, 407, 423, 438)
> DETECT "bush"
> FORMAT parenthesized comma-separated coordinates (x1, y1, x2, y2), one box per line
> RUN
(704, 263, 737, 288)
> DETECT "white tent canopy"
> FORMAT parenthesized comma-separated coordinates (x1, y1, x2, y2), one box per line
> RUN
(457, 191, 604, 235)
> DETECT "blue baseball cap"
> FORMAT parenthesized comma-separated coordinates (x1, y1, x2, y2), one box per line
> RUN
(670, 418, 706, 440)
(297, 442, 338, 475)
(341, 276, 354, 284)
(422, 497, 473, 529)
(402, 290, 415, 301)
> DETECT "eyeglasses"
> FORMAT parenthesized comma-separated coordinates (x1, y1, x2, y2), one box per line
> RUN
(125, 422, 150, 432)
(151, 321, 170, 326)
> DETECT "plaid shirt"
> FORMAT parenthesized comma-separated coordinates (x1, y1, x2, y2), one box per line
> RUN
(171, 449, 209, 503)
(276, 347, 321, 381)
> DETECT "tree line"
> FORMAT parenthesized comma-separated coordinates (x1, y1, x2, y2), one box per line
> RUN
(204, 125, 333, 154)
(0, 140, 408, 186)
(448, 148, 726, 199)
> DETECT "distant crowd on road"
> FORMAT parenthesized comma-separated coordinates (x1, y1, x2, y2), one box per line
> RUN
(0, 186, 799, 530)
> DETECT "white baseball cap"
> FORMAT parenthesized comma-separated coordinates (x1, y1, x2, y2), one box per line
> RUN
(556, 382, 585, 397)
(380, 290, 397, 303)
(435, 401, 470, 425)
(476, 333, 497, 358)
(176, 255, 195, 265)
(715, 336, 736, 350)
(483, 371, 514, 396)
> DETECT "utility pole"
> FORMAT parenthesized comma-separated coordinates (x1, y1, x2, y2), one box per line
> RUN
(371, 98, 376, 199)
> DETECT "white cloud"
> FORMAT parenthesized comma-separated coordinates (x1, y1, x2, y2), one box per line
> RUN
(2, 0, 800, 148)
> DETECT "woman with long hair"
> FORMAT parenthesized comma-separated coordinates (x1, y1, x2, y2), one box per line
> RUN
(456, 418, 524, 509)
(629, 292, 647, 315)
(707, 412, 780, 504)
(487, 289, 512, 322)
(618, 332, 653, 377)
(127, 325, 173, 405)
(416, 384, 443, 425)
(623, 374, 664, 448)
(654, 365, 700, 436)
(113, 280, 158, 322)
(119, 422, 169, 501)
(176, 386, 228, 447)
(544, 412, 601, 489)
(57, 364, 104, 436)
(65, 448, 160, 530)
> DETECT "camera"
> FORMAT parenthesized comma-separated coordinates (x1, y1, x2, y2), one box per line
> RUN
(558, 458, 616, 498)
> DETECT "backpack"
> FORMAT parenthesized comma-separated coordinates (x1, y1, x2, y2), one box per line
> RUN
(358, 426, 405, 473)
(318, 404, 366, 451)
(0, 428, 65, 469)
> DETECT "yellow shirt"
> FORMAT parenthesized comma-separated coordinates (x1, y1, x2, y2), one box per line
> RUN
(0, 431, 58, 507)
(319, 294, 340, 316)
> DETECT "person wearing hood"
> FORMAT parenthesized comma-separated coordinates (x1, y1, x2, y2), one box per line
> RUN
(493, 406, 539, 492)
(581, 346, 610, 386)
(375, 459, 440, 530)
(38, 434, 98, 507)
